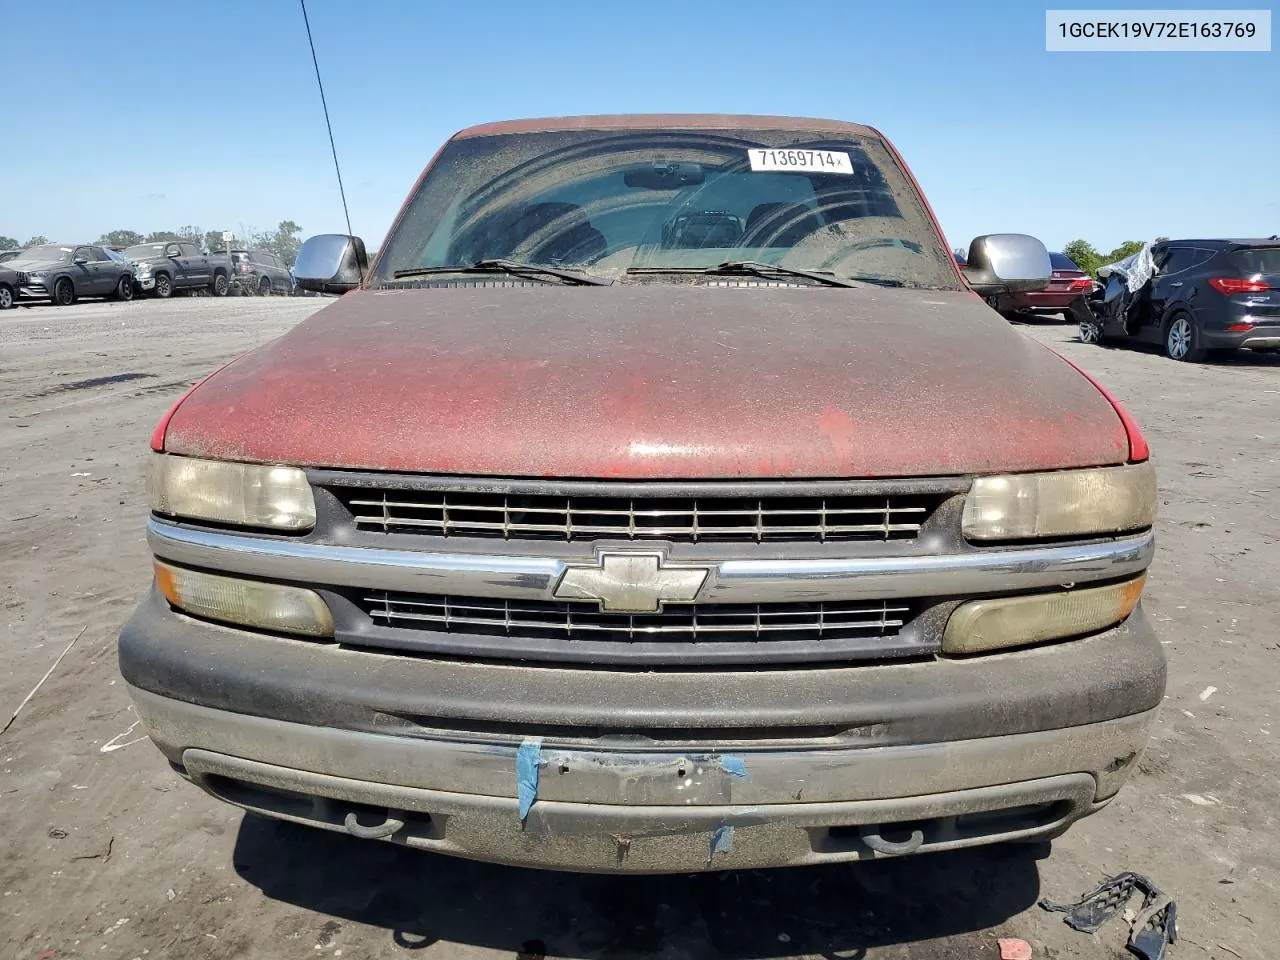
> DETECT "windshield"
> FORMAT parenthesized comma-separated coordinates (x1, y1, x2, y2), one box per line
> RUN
(21, 245, 72, 262)
(373, 126, 960, 289)
(102, 249, 126, 263)
(1049, 252, 1080, 271)
(123, 243, 169, 260)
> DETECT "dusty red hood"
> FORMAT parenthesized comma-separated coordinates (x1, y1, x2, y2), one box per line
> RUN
(162, 285, 1128, 478)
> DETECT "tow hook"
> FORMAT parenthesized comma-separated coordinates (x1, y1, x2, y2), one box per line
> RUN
(342, 810, 405, 840)
(859, 825, 925, 856)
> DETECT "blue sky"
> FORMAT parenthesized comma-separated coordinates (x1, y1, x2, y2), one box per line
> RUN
(1, 0, 1275, 253)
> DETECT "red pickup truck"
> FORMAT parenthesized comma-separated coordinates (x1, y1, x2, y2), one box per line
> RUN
(120, 115, 1163, 873)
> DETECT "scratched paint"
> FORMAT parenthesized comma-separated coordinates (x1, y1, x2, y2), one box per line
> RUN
(163, 284, 1130, 478)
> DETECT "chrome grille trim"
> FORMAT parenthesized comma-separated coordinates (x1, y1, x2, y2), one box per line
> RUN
(337, 489, 937, 542)
(362, 593, 910, 643)
(147, 519, 1156, 605)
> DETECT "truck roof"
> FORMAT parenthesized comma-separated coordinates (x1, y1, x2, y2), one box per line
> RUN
(452, 114, 880, 140)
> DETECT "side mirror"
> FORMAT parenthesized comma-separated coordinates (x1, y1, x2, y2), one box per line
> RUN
(293, 234, 369, 295)
(962, 234, 1051, 296)
(74, 255, 89, 265)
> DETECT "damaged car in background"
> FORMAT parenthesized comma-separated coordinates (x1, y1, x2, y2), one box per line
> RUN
(1080, 237, 1280, 361)
(119, 114, 1164, 874)
(229, 248, 296, 296)
(122, 241, 234, 298)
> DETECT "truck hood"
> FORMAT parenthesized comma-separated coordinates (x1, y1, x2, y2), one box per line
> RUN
(162, 285, 1129, 478)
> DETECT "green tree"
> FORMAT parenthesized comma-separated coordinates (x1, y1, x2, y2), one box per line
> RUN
(24, 235, 49, 247)
(145, 230, 182, 242)
(252, 220, 304, 267)
(0, 235, 19, 250)
(1062, 239, 1104, 278)
(96, 229, 144, 248)
(204, 230, 235, 254)
(1105, 240, 1145, 262)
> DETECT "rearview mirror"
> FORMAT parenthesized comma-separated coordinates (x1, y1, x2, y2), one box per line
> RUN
(293, 234, 368, 294)
(962, 234, 1051, 296)
(623, 162, 705, 190)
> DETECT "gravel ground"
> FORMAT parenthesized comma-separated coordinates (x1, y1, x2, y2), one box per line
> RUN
(1, 297, 1277, 959)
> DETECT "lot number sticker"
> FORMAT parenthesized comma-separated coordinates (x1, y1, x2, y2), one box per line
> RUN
(747, 148, 853, 174)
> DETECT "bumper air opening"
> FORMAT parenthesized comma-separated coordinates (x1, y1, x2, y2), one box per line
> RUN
(817, 799, 1074, 855)
(202, 773, 438, 842)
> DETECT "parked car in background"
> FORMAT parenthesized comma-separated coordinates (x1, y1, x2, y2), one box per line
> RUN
(122, 241, 233, 298)
(229, 248, 294, 296)
(0, 263, 17, 309)
(1081, 238, 1280, 361)
(986, 251, 1092, 320)
(0, 249, 24, 263)
(122, 114, 1163, 876)
(6, 243, 136, 305)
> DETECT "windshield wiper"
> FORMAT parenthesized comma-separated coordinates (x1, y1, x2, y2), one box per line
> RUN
(392, 258, 610, 286)
(627, 261, 859, 288)
(845, 275, 905, 287)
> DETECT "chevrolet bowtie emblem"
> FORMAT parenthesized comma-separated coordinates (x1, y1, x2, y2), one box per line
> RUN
(553, 551, 710, 613)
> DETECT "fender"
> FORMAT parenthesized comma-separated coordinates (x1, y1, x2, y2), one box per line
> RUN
(1158, 288, 1201, 331)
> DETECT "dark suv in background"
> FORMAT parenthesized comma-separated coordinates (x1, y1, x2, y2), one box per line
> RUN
(988, 252, 1092, 321)
(1081, 239, 1280, 361)
(230, 249, 294, 296)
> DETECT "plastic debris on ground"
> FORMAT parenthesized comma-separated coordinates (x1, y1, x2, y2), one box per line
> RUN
(1039, 871, 1177, 960)
(997, 937, 1033, 959)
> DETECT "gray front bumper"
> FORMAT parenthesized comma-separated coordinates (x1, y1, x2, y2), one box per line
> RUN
(130, 685, 1155, 873)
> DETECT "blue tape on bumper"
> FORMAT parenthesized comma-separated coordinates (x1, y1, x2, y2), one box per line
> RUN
(709, 824, 734, 861)
(719, 755, 750, 780)
(516, 739, 544, 822)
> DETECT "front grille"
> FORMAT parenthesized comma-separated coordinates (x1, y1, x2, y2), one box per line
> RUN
(336, 489, 939, 542)
(361, 592, 910, 644)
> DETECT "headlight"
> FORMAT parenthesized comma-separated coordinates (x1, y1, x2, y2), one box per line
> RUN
(27, 271, 44, 280)
(962, 463, 1156, 541)
(154, 560, 333, 637)
(135, 264, 152, 275)
(149, 454, 316, 531)
(942, 576, 1145, 654)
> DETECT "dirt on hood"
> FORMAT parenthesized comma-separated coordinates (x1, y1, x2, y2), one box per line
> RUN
(160, 283, 1129, 478)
